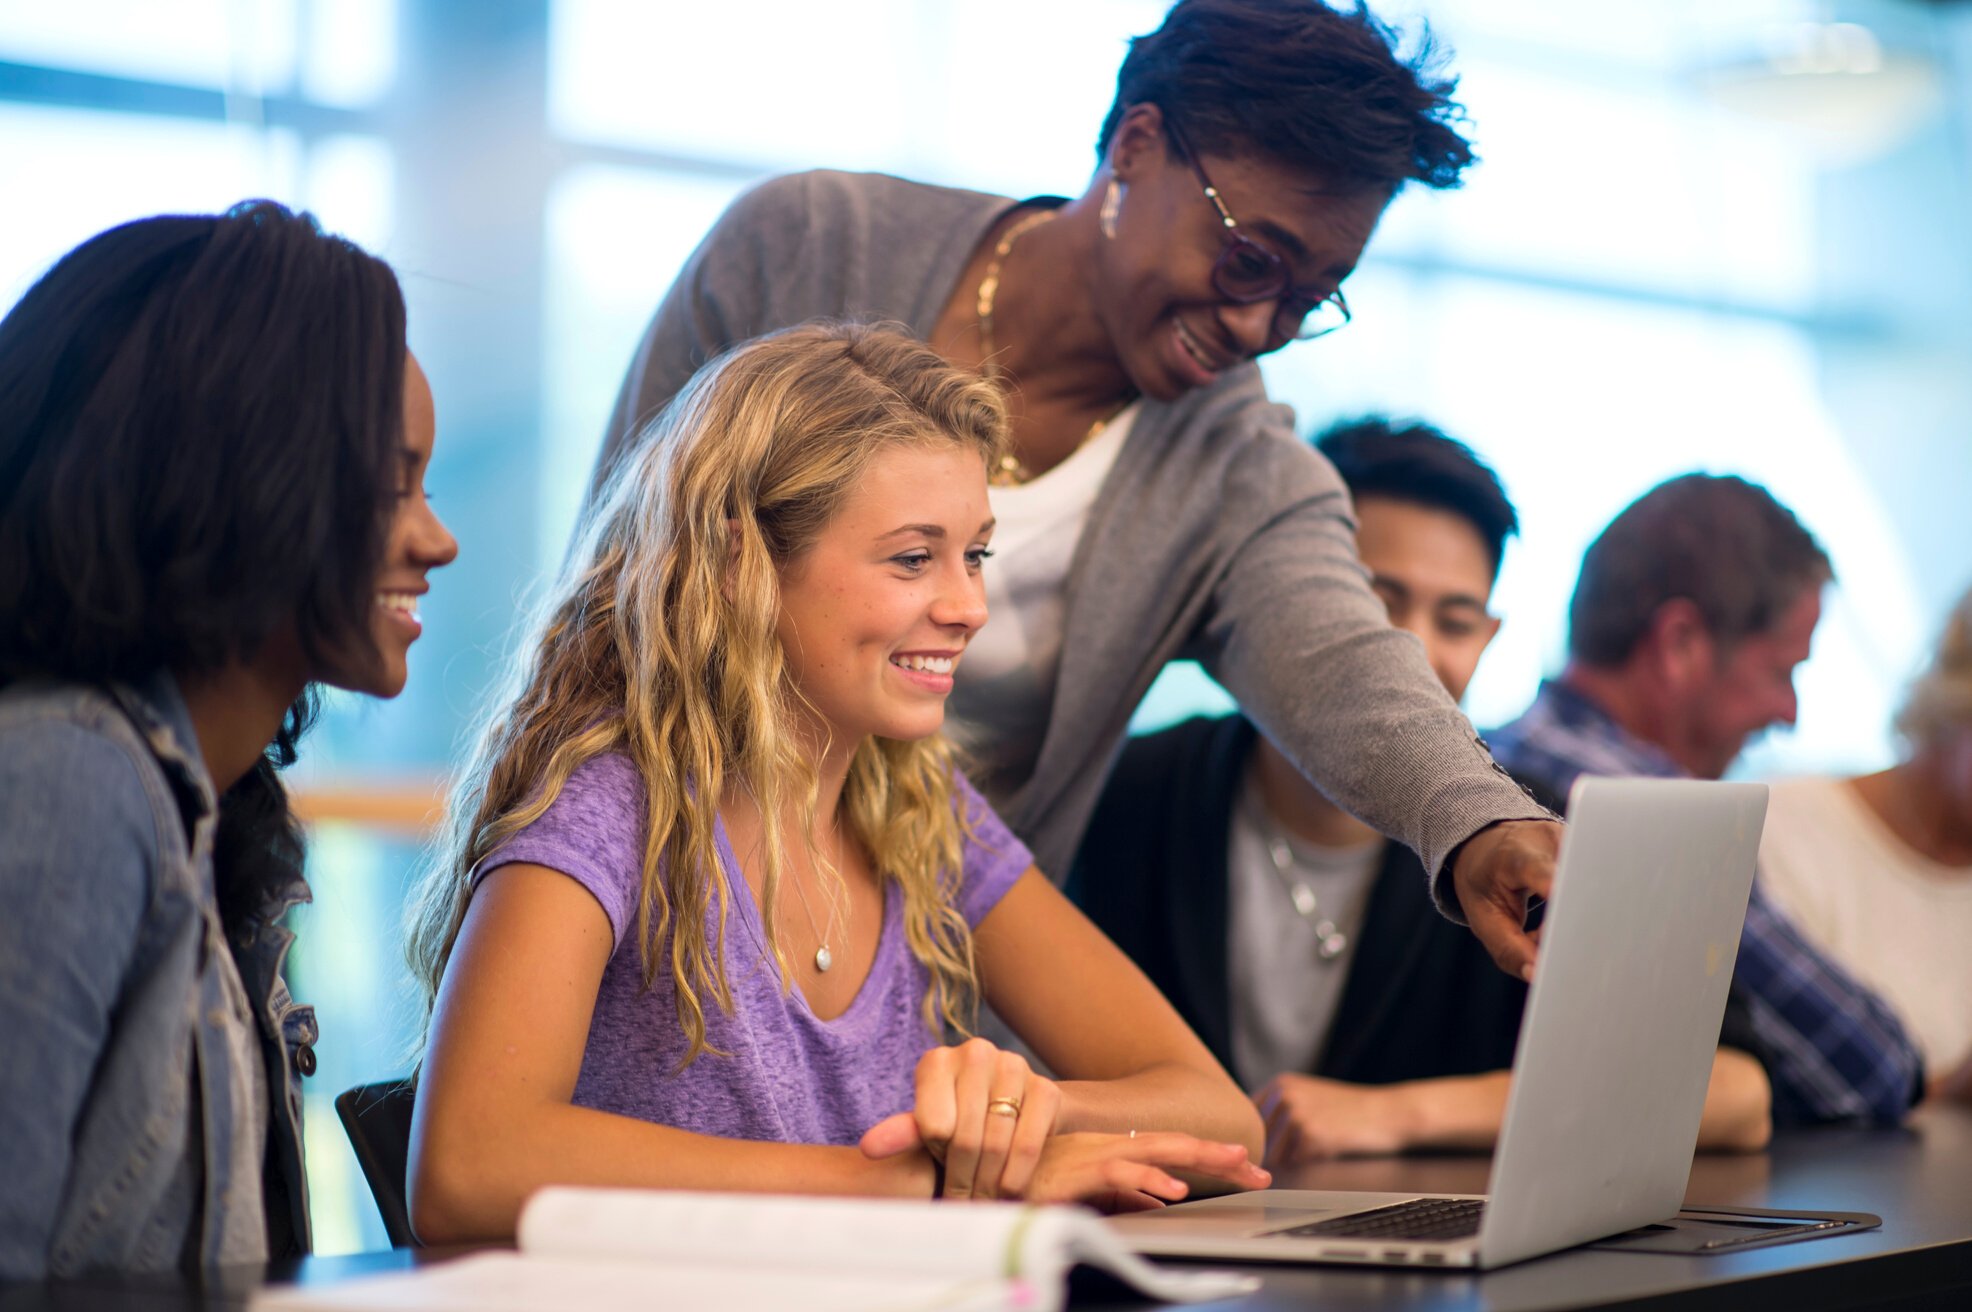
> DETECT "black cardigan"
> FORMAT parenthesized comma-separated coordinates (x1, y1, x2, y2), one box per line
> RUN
(1070, 714, 1755, 1085)
(1070, 715, 1527, 1082)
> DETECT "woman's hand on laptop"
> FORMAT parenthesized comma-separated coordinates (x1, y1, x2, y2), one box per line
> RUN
(1451, 819, 1563, 983)
(861, 1114, 1267, 1208)
(859, 1038, 1270, 1206)
(1023, 1131, 1270, 1212)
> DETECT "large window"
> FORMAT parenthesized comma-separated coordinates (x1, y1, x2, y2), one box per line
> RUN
(5, 0, 1969, 1254)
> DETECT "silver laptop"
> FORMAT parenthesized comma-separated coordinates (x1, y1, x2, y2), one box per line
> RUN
(1110, 776, 1767, 1271)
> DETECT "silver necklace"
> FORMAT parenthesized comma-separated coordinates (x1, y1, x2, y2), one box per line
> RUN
(785, 868, 836, 973)
(737, 789, 843, 973)
(1251, 800, 1351, 963)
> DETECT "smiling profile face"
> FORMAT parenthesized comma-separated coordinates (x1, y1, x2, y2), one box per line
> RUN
(1674, 586, 1822, 780)
(1095, 106, 1390, 402)
(773, 441, 994, 750)
(327, 351, 459, 699)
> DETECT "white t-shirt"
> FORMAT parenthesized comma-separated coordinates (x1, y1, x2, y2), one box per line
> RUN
(1226, 775, 1383, 1091)
(1758, 775, 1972, 1075)
(945, 401, 1141, 792)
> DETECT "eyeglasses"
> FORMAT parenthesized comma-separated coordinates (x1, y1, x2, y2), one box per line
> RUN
(1164, 117, 1352, 342)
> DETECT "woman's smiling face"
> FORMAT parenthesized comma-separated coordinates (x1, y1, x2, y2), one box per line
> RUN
(1095, 106, 1390, 401)
(328, 352, 459, 698)
(773, 440, 993, 750)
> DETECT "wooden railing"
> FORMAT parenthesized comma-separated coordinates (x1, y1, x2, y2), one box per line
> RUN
(290, 778, 448, 840)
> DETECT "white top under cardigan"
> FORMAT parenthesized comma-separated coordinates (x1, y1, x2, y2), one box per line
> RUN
(946, 402, 1140, 794)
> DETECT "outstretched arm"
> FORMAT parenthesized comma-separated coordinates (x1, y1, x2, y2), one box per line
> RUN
(410, 864, 933, 1243)
(1254, 1047, 1770, 1168)
(1194, 439, 1558, 980)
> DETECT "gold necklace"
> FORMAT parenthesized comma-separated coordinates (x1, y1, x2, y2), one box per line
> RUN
(990, 397, 1137, 488)
(975, 207, 1057, 383)
(974, 207, 1135, 487)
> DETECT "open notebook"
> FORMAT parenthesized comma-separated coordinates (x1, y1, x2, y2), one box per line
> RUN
(252, 1186, 1260, 1312)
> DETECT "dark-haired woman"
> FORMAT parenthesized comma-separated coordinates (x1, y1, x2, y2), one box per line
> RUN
(0, 202, 458, 1279)
(593, 0, 1560, 979)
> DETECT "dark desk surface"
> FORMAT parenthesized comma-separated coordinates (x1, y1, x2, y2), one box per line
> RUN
(8, 1105, 1971, 1312)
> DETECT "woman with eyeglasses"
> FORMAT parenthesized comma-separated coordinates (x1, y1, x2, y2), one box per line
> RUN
(592, 0, 1561, 980)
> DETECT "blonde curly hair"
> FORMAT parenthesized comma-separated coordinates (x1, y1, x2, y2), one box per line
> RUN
(406, 322, 1008, 1065)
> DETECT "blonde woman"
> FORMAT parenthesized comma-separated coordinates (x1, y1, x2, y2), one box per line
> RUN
(405, 324, 1267, 1242)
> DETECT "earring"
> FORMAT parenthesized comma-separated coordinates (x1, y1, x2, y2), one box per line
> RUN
(1099, 180, 1121, 240)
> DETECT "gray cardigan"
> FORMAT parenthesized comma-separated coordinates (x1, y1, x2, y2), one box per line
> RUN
(597, 170, 1550, 898)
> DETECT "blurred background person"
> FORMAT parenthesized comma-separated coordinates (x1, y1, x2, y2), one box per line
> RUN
(1486, 474, 1924, 1127)
(1758, 583, 1972, 1104)
(1072, 419, 1771, 1166)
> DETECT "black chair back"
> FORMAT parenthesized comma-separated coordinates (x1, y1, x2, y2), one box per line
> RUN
(334, 1079, 419, 1248)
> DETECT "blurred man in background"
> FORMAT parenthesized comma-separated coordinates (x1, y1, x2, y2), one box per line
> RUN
(1487, 473, 1923, 1127)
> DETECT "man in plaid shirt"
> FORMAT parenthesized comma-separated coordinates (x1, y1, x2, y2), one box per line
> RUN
(1487, 474, 1922, 1126)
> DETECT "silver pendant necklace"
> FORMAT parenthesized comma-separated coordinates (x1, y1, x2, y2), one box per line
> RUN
(1254, 806, 1351, 963)
(786, 866, 837, 973)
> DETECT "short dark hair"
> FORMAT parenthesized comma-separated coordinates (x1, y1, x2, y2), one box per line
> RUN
(1316, 415, 1517, 581)
(1569, 474, 1833, 667)
(1097, 0, 1475, 191)
(0, 200, 407, 687)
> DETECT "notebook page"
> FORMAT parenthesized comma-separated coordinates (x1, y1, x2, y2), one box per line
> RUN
(518, 1187, 1031, 1279)
(519, 1188, 1256, 1304)
(249, 1192, 1258, 1312)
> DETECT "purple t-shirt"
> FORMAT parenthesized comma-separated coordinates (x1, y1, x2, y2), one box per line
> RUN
(473, 754, 1032, 1146)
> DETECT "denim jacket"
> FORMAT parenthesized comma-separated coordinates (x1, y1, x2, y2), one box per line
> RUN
(0, 672, 316, 1280)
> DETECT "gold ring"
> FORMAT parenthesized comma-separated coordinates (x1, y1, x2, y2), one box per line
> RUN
(987, 1097, 1022, 1119)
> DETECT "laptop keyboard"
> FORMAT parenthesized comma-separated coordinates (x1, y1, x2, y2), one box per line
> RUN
(1274, 1198, 1486, 1243)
